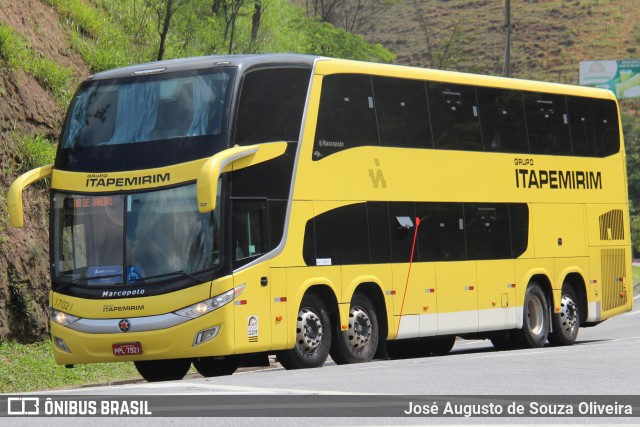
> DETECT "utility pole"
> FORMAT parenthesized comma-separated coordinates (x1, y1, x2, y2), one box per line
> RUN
(503, 0, 511, 77)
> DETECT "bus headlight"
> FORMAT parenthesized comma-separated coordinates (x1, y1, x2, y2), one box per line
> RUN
(51, 309, 81, 326)
(174, 284, 245, 319)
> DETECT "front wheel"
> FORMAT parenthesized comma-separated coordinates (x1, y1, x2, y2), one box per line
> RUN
(425, 336, 456, 356)
(134, 358, 191, 382)
(330, 293, 379, 364)
(548, 284, 580, 346)
(276, 294, 332, 370)
(515, 282, 549, 348)
(193, 356, 240, 377)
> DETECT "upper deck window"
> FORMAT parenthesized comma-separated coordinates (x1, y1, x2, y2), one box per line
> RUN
(314, 74, 379, 160)
(373, 76, 433, 149)
(427, 82, 483, 151)
(476, 87, 529, 153)
(234, 67, 311, 145)
(311, 71, 620, 160)
(523, 92, 572, 155)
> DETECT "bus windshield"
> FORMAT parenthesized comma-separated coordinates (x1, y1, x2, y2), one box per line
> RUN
(57, 68, 235, 172)
(51, 184, 220, 290)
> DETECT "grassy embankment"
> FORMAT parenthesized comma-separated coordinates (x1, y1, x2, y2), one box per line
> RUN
(0, 340, 140, 393)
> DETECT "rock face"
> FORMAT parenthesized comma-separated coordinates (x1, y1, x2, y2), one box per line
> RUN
(0, 0, 88, 342)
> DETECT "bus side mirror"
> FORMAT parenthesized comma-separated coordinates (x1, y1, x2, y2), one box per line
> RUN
(196, 141, 287, 213)
(7, 164, 54, 228)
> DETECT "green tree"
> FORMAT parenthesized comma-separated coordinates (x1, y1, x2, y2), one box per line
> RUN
(305, 0, 399, 33)
(95, 0, 394, 62)
(622, 109, 640, 257)
(300, 18, 395, 62)
(148, 0, 188, 60)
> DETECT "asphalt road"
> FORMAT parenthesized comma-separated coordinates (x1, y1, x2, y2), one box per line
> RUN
(5, 293, 640, 426)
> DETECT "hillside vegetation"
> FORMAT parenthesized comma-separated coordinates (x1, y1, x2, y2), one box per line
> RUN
(364, 0, 640, 80)
(0, 0, 638, 344)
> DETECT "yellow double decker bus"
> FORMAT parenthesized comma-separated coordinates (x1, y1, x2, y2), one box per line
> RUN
(9, 54, 632, 381)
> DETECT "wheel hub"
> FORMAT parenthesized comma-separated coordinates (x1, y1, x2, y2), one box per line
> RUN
(296, 308, 323, 353)
(348, 307, 372, 351)
(559, 294, 578, 333)
(527, 295, 545, 336)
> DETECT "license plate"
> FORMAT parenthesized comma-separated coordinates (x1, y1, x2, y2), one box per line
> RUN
(112, 342, 143, 356)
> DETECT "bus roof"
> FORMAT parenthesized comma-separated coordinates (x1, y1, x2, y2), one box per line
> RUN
(88, 53, 616, 101)
(88, 54, 319, 81)
(314, 57, 617, 101)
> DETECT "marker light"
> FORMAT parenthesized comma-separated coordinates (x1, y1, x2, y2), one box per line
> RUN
(174, 284, 245, 319)
(193, 326, 220, 346)
(53, 336, 71, 353)
(51, 309, 80, 326)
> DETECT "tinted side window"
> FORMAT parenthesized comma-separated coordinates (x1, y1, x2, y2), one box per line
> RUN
(427, 83, 483, 151)
(388, 202, 417, 263)
(524, 93, 571, 155)
(435, 203, 467, 261)
(235, 68, 311, 145)
(303, 217, 316, 266)
(415, 203, 441, 262)
(230, 142, 296, 199)
(567, 96, 620, 157)
(477, 87, 529, 153)
(367, 202, 392, 264)
(267, 200, 287, 251)
(314, 74, 378, 160)
(465, 203, 511, 260)
(509, 203, 529, 257)
(373, 76, 433, 149)
(232, 199, 268, 268)
(309, 203, 370, 265)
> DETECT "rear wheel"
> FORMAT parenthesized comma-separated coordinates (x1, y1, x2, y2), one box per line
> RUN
(276, 294, 332, 370)
(514, 282, 549, 348)
(134, 358, 191, 382)
(548, 284, 580, 346)
(193, 356, 240, 377)
(330, 293, 379, 364)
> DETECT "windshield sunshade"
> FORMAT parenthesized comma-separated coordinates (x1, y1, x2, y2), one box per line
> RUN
(62, 70, 231, 148)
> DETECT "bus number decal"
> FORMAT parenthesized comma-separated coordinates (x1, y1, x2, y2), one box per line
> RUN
(54, 298, 73, 312)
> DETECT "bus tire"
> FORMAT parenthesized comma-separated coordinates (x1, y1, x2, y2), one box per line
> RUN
(548, 284, 580, 346)
(134, 358, 191, 382)
(276, 294, 332, 370)
(193, 356, 240, 377)
(515, 282, 549, 348)
(386, 339, 418, 359)
(425, 335, 456, 356)
(330, 293, 379, 364)
(490, 333, 518, 351)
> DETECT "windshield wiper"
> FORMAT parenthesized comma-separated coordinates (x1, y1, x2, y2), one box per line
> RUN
(128, 270, 200, 284)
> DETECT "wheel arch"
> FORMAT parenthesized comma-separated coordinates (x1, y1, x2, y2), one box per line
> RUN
(517, 273, 553, 329)
(352, 282, 388, 351)
(302, 284, 340, 319)
(528, 273, 553, 304)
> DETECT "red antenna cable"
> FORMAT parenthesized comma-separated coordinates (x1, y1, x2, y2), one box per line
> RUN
(395, 216, 421, 339)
